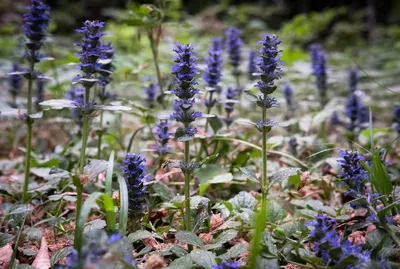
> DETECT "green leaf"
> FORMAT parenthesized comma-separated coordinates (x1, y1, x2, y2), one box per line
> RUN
(83, 219, 106, 233)
(102, 193, 116, 231)
(297, 248, 321, 263)
(30, 167, 70, 181)
(50, 247, 70, 268)
(105, 151, 115, 196)
(269, 168, 300, 185)
(128, 230, 153, 243)
(218, 244, 247, 260)
(75, 192, 103, 251)
(209, 116, 223, 134)
(195, 164, 227, 185)
(175, 231, 204, 248)
(256, 257, 279, 269)
(239, 167, 259, 184)
(206, 229, 238, 250)
(84, 159, 108, 182)
(17, 265, 37, 269)
(167, 256, 193, 269)
(0, 233, 14, 248)
(152, 182, 175, 201)
(367, 229, 386, 248)
(195, 164, 232, 195)
(190, 249, 216, 269)
(117, 174, 129, 235)
(367, 151, 392, 195)
(263, 232, 278, 256)
(170, 245, 187, 258)
(329, 247, 343, 260)
(229, 191, 258, 212)
(266, 202, 287, 224)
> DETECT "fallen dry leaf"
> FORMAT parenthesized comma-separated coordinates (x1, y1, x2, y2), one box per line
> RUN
(0, 243, 13, 264)
(32, 237, 50, 269)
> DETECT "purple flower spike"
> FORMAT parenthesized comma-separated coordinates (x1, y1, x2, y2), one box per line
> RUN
(337, 150, 369, 197)
(309, 44, 327, 105)
(153, 119, 171, 156)
(121, 153, 147, 217)
(203, 37, 223, 89)
(393, 105, 400, 133)
(22, 0, 50, 62)
(225, 27, 242, 71)
(248, 50, 257, 80)
(170, 42, 201, 136)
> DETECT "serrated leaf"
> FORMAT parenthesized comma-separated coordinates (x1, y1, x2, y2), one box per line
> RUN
(263, 232, 278, 256)
(266, 202, 287, 224)
(83, 219, 106, 233)
(128, 230, 153, 243)
(30, 167, 70, 181)
(9, 204, 32, 216)
(229, 191, 257, 212)
(270, 168, 300, 185)
(218, 244, 247, 260)
(167, 256, 193, 269)
(190, 249, 216, 269)
(175, 231, 204, 248)
(50, 247, 70, 267)
(239, 167, 259, 183)
(84, 159, 108, 182)
(170, 245, 187, 257)
(206, 229, 237, 250)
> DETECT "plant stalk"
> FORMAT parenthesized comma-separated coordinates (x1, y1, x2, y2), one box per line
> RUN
(149, 30, 164, 106)
(22, 61, 34, 203)
(97, 101, 104, 159)
(184, 139, 191, 232)
(74, 86, 91, 252)
(261, 107, 268, 206)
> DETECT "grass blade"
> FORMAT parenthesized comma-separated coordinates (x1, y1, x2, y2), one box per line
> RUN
(105, 150, 115, 197)
(102, 193, 116, 231)
(117, 174, 129, 235)
(75, 192, 103, 256)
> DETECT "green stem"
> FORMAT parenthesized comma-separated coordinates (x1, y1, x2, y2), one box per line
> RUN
(149, 31, 164, 106)
(9, 214, 27, 269)
(97, 103, 104, 159)
(204, 93, 213, 134)
(74, 86, 91, 253)
(22, 61, 34, 203)
(23, 122, 32, 203)
(261, 107, 268, 207)
(184, 139, 191, 232)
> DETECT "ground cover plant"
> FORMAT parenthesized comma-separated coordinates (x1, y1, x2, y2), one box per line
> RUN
(1, 0, 400, 268)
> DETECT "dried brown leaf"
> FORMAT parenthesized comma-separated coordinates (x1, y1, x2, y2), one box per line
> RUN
(32, 237, 50, 269)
